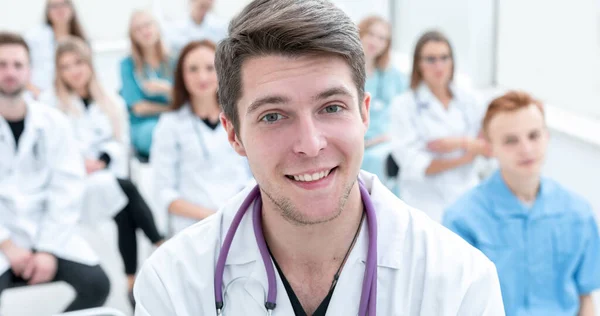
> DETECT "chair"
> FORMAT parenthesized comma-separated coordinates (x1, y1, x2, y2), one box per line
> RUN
(52, 307, 127, 316)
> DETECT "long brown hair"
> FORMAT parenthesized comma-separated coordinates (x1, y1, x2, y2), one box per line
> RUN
(54, 37, 122, 141)
(358, 16, 392, 70)
(410, 30, 454, 90)
(128, 10, 170, 77)
(171, 40, 218, 111)
(45, 0, 87, 41)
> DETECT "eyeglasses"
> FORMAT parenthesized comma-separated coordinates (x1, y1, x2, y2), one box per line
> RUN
(48, 1, 70, 10)
(420, 54, 451, 65)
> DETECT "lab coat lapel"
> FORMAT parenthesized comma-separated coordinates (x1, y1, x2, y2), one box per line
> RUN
(0, 118, 17, 166)
(223, 196, 294, 315)
(16, 102, 44, 162)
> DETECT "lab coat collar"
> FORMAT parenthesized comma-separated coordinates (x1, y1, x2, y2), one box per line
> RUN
(486, 170, 556, 218)
(222, 171, 404, 313)
(2, 98, 47, 160)
(415, 81, 461, 104)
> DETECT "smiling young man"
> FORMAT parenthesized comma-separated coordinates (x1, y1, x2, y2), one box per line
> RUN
(443, 91, 600, 316)
(134, 1, 504, 315)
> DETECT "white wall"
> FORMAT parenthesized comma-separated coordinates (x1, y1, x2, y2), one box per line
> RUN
(496, 0, 600, 118)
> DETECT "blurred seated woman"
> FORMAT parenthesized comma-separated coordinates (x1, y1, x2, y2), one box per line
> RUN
(358, 16, 408, 186)
(40, 37, 165, 307)
(120, 10, 174, 161)
(151, 40, 253, 235)
(390, 30, 489, 222)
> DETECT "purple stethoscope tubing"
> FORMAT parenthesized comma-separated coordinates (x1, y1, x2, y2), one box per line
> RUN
(214, 180, 378, 315)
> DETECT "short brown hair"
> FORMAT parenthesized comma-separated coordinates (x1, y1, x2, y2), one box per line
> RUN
(410, 30, 454, 90)
(215, 0, 366, 133)
(171, 40, 218, 110)
(0, 32, 30, 58)
(482, 91, 545, 136)
(358, 16, 392, 70)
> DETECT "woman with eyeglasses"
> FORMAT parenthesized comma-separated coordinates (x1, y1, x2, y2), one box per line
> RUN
(390, 30, 490, 222)
(357, 16, 408, 188)
(25, 0, 87, 98)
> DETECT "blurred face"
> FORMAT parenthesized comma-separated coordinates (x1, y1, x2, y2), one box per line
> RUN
(361, 21, 390, 62)
(183, 46, 217, 99)
(419, 41, 453, 88)
(58, 51, 92, 92)
(47, 0, 74, 26)
(0, 45, 30, 98)
(222, 55, 370, 225)
(131, 13, 160, 48)
(487, 105, 548, 179)
(190, 0, 214, 22)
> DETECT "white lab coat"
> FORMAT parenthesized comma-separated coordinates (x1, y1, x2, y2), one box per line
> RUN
(390, 83, 486, 222)
(134, 171, 505, 315)
(39, 90, 130, 223)
(25, 25, 57, 92)
(150, 105, 252, 234)
(0, 100, 99, 274)
(159, 14, 228, 56)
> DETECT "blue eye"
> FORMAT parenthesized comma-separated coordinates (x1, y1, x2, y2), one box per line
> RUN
(261, 113, 283, 123)
(323, 105, 342, 113)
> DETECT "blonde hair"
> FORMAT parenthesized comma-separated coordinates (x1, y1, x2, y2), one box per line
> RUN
(357, 16, 392, 70)
(128, 10, 170, 77)
(54, 36, 122, 141)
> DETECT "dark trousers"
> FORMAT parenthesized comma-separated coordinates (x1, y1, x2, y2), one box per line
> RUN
(0, 258, 110, 312)
(113, 179, 163, 275)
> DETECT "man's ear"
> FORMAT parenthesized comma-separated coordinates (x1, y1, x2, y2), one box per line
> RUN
(361, 92, 371, 132)
(220, 112, 247, 156)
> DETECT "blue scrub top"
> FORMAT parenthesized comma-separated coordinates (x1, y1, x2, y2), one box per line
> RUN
(120, 56, 174, 156)
(364, 67, 408, 141)
(443, 170, 600, 316)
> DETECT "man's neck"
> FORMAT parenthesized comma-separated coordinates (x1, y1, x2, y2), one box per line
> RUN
(190, 95, 220, 120)
(263, 181, 364, 269)
(0, 95, 27, 121)
(501, 170, 541, 203)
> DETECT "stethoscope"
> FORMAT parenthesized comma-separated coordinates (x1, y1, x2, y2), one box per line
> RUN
(411, 87, 471, 135)
(214, 180, 378, 315)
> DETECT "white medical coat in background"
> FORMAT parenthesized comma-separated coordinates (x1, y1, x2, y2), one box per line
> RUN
(40, 91, 131, 223)
(158, 13, 227, 56)
(25, 25, 57, 92)
(390, 83, 486, 222)
(134, 171, 505, 315)
(0, 100, 99, 274)
(150, 105, 252, 234)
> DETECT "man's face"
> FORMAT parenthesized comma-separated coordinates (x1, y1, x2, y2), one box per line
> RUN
(222, 55, 370, 225)
(0, 45, 30, 98)
(487, 104, 549, 179)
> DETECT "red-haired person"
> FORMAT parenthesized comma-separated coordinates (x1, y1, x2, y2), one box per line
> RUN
(444, 91, 600, 316)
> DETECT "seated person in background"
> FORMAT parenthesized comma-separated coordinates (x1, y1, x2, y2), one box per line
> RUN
(390, 30, 490, 222)
(120, 10, 174, 161)
(150, 40, 252, 235)
(25, 0, 87, 98)
(0, 32, 109, 311)
(40, 37, 165, 307)
(357, 16, 408, 186)
(443, 91, 600, 316)
(156, 0, 227, 56)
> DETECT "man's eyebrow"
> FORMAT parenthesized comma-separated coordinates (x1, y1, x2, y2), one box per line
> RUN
(247, 95, 290, 115)
(312, 86, 354, 102)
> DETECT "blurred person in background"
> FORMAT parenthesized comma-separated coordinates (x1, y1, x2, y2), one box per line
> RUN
(40, 37, 165, 308)
(157, 0, 227, 57)
(120, 10, 174, 161)
(25, 0, 87, 98)
(0, 32, 109, 312)
(151, 40, 252, 235)
(444, 91, 600, 316)
(390, 30, 489, 222)
(357, 16, 408, 190)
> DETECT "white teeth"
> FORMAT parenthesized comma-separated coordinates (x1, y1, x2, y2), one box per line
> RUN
(290, 170, 332, 182)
